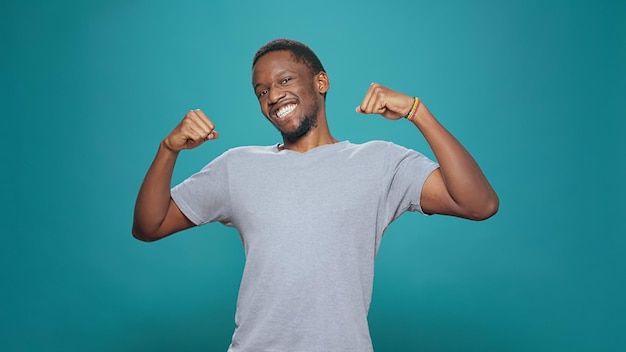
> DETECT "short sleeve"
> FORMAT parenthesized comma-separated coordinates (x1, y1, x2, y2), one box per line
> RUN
(170, 151, 233, 226)
(380, 142, 439, 223)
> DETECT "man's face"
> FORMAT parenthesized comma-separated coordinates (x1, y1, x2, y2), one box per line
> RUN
(252, 50, 326, 142)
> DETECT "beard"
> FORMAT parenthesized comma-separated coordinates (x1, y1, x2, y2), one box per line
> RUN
(278, 99, 320, 144)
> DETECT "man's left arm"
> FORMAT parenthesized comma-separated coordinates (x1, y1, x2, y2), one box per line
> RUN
(357, 83, 499, 220)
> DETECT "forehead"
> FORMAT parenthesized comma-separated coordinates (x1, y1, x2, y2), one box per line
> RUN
(252, 50, 311, 83)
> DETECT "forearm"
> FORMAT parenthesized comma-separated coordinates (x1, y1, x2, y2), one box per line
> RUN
(132, 142, 179, 238)
(412, 103, 498, 218)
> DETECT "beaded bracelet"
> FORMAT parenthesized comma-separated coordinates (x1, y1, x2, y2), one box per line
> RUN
(405, 97, 421, 121)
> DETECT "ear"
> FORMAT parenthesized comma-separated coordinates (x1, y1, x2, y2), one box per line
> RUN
(316, 71, 330, 94)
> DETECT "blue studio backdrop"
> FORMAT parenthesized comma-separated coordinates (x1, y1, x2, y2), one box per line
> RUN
(2, 0, 624, 351)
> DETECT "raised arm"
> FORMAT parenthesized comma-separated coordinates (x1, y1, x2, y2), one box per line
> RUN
(132, 109, 219, 241)
(357, 83, 498, 220)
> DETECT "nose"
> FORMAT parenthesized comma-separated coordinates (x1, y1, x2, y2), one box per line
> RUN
(268, 84, 286, 104)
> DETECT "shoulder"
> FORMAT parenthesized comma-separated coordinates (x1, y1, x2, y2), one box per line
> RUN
(215, 145, 278, 161)
(344, 140, 412, 156)
(197, 145, 276, 172)
(348, 140, 437, 170)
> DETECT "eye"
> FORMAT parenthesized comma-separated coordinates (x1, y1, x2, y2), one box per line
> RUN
(257, 89, 268, 98)
(281, 77, 292, 84)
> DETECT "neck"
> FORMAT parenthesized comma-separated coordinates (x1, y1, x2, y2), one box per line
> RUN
(280, 119, 337, 153)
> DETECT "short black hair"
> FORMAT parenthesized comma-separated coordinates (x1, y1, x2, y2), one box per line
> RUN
(252, 38, 326, 74)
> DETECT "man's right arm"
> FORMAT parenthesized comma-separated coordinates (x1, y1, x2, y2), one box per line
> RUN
(132, 109, 218, 242)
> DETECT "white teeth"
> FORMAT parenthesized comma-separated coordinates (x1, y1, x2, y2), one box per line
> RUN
(276, 104, 296, 118)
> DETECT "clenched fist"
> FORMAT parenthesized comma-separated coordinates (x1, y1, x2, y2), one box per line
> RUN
(162, 109, 219, 152)
(356, 83, 415, 120)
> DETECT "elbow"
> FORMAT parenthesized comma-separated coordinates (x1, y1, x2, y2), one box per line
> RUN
(132, 225, 160, 242)
(469, 195, 499, 221)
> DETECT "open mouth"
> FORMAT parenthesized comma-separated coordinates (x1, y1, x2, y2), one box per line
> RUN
(275, 103, 297, 120)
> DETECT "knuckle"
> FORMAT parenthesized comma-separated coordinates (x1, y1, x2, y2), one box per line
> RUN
(180, 119, 193, 128)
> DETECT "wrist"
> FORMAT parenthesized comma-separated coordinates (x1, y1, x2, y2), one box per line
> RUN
(404, 97, 421, 121)
(408, 101, 432, 128)
(160, 139, 181, 155)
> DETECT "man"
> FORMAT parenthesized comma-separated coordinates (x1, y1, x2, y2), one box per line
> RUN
(133, 38, 498, 351)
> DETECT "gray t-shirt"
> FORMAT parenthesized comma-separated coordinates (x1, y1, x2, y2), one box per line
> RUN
(171, 140, 439, 352)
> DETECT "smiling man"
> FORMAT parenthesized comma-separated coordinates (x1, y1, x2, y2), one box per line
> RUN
(132, 38, 498, 351)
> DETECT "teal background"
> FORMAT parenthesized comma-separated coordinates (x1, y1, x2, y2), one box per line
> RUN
(2, 0, 624, 351)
